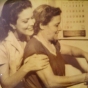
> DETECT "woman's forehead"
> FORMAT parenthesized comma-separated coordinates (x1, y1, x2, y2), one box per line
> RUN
(18, 7, 33, 20)
(50, 15, 61, 24)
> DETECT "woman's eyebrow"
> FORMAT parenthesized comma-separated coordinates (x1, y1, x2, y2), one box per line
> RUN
(55, 22, 60, 25)
(57, 22, 60, 24)
(0, 63, 5, 66)
(30, 15, 34, 19)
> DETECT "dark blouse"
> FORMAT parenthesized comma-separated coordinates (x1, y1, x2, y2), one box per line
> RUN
(23, 37, 65, 88)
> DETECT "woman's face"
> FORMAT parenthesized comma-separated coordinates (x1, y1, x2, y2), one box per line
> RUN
(43, 15, 61, 41)
(13, 7, 35, 36)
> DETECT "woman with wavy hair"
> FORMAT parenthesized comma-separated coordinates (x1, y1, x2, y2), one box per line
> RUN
(24, 4, 88, 88)
(0, 1, 49, 88)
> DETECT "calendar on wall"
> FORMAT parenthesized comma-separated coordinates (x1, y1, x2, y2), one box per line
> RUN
(57, 1, 88, 39)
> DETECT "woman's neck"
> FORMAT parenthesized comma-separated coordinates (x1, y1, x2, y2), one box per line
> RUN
(37, 32, 51, 45)
(13, 31, 27, 41)
(35, 32, 56, 55)
(13, 31, 28, 49)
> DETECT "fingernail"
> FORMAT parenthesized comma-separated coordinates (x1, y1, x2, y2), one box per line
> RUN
(0, 74, 2, 77)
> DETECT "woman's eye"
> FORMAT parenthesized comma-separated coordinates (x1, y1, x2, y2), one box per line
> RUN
(55, 25, 58, 27)
(23, 21, 28, 23)
(31, 16, 34, 19)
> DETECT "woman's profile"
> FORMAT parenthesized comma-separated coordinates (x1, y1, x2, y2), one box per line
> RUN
(24, 4, 88, 88)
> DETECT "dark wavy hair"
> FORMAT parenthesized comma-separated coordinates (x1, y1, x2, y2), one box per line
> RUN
(0, 17, 9, 42)
(0, 0, 32, 40)
(1, 0, 32, 25)
(33, 4, 62, 35)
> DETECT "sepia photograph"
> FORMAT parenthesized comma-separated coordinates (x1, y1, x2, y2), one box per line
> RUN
(0, 0, 88, 88)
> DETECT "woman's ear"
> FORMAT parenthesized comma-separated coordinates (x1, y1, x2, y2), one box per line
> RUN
(40, 23, 45, 30)
(10, 23, 16, 30)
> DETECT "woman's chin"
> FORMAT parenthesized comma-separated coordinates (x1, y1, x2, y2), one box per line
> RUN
(25, 31, 34, 36)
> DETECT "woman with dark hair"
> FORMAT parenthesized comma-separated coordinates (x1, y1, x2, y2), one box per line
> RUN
(0, 1, 49, 88)
(24, 4, 88, 88)
(0, 17, 8, 42)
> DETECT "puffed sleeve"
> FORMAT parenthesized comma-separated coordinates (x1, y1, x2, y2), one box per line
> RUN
(0, 42, 10, 81)
(0, 42, 9, 65)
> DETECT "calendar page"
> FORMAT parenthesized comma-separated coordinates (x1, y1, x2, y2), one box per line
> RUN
(54, 0, 88, 40)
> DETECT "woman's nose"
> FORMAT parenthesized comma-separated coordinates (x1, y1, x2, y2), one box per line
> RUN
(56, 27, 62, 34)
(58, 26, 62, 31)
(29, 19, 35, 25)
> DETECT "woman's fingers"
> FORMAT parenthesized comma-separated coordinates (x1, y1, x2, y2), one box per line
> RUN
(41, 62, 49, 68)
(24, 54, 37, 63)
(38, 54, 49, 60)
(35, 59, 49, 70)
(23, 54, 49, 71)
(25, 54, 49, 63)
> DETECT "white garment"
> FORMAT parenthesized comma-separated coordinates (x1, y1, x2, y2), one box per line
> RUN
(0, 31, 26, 88)
(0, 31, 26, 73)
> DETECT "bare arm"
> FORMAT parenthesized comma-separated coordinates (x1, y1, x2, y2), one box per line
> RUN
(0, 62, 27, 88)
(0, 44, 49, 88)
(60, 44, 88, 61)
(36, 60, 88, 88)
